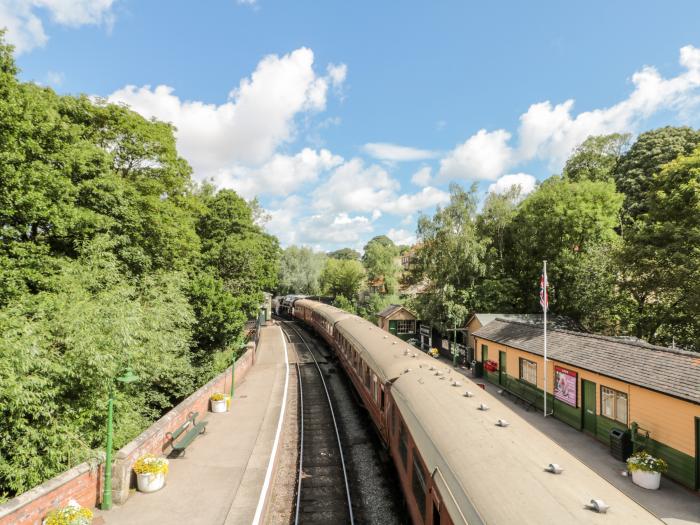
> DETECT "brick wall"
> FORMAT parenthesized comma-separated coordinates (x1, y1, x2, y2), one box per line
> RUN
(0, 461, 103, 525)
(0, 342, 256, 524)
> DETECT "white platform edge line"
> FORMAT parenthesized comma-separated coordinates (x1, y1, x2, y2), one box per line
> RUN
(251, 326, 290, 525)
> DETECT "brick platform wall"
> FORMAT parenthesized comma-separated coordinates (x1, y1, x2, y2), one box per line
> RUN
(0, 342, 256, 524)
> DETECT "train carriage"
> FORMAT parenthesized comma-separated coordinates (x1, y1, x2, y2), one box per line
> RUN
(291, 300, 663, 525)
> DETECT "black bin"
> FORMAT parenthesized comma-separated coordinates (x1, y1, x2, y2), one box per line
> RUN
(609, 428, 632, 461)
(472, 360, 483, 378)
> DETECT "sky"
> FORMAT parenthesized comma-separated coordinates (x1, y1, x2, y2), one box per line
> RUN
(3, 0, 700, 252)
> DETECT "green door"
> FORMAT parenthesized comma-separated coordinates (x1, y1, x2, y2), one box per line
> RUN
(388, 320, 397, 335)
(499, 351, 507, 386)
(582, 380, 597, 435)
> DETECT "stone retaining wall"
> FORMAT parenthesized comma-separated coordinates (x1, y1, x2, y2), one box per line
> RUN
(0, 342, 256, 524)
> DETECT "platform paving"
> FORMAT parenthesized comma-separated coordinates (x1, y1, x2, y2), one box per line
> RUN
(95, 324, 289, 525)
(434, 355, 700, 525)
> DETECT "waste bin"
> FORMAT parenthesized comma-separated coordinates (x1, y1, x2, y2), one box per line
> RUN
(609, 428, 632, 461)
(472, 360, 483, 378)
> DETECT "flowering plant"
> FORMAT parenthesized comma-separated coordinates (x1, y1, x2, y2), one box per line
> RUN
(210, 392, 225, 401)
(133, 454, 169, 476)
(484, 360, 499, 372)
(626, 451, 667, 473)
(44, 500, 93, 525)
(428, 348, 439, 358)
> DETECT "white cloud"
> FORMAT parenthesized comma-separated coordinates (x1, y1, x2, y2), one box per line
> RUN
(313, 158, 450, 217)
(487, 173, 537, 196)
(215, 148, 342, 199)
(0, 0, 116, 54)
(381, 186, 450, 215)
(411, 166, 432, 187)
(313, 158, 399, 213)
(438, 129, 513, 181)
(438, 45, 700, 182)
(109, 48, 345, 176)
(327, 63, 347, 88)
(363, 142, 437, 162)
(386, 228, 416, 247)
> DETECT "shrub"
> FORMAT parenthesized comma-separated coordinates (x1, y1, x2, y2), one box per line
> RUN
(626, 451, 667, 473)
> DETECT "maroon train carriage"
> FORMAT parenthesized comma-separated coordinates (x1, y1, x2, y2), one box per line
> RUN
(293, 300, 662, 525)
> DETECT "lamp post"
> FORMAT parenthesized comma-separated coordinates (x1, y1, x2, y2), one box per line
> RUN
(102, 367, 139, 510)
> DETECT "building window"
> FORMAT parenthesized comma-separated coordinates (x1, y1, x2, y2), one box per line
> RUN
(601, 386, 628, 424)
(519, 358, 537, 385)
(412, 456, 427, 518)
(396, 320, 416, 334)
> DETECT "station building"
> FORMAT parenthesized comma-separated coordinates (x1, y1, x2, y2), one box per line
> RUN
(377, 304, 419, 341)
(473, 319, 700, 490)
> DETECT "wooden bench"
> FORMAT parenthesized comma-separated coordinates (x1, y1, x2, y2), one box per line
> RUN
(166, 411, 208, 456)
(500, 388, 535, 412)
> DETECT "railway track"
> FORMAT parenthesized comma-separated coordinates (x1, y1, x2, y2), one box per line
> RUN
(279, 320, 355, 525)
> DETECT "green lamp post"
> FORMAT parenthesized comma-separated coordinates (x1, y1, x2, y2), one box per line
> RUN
(102, 366, 139, 511)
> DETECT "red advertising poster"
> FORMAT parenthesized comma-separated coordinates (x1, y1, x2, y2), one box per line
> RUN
(554, 366, 577, 407)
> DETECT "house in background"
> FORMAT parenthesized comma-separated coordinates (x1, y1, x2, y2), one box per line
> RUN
(377, 304, 419, 341)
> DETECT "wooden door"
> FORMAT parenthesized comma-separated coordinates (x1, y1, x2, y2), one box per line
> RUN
(582, 380, 597, 435)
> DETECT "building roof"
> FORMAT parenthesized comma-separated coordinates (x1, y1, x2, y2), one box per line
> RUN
(473, 320, 700, 405)
(376, 304, 415, 319)
(467, 313, 584, 331)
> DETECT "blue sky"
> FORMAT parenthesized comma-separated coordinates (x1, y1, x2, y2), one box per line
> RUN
(4, 1, 700, 251)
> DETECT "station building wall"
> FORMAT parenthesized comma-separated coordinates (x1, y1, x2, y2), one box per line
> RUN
(474, 336, 699, 490)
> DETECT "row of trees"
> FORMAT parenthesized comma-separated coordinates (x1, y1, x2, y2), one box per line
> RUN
(408, 127, 700, 351)
(0, 38, 279, 499)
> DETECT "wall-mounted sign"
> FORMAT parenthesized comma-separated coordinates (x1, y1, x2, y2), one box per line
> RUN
(554, 366, 577, 407)
(420, 325, 431, 337)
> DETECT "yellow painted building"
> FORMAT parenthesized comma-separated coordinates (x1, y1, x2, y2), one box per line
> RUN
(473, 319, 700, 491)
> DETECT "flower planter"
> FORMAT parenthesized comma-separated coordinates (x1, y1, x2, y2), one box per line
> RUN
(631, 470, 661, 490)
(137, 472, 166, 493)
(211, 399, 227, 413)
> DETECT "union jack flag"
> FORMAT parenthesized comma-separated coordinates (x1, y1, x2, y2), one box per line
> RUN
(539, 270, 548, 312)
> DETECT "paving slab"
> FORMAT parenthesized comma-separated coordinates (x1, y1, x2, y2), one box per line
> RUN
(95, 324, 289, 525)
(434, 355, 700, 524)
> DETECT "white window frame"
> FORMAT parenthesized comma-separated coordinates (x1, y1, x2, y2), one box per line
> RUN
(601, 386, 628, 424)
(396, 319, 415, 335)
(519, 358, 537, 385)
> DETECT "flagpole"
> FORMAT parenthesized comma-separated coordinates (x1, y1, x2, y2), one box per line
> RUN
(543, 260, 548, 418)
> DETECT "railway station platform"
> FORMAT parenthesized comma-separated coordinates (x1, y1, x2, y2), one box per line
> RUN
(95, 324, 289, 525)
(433, 355, 700, 525)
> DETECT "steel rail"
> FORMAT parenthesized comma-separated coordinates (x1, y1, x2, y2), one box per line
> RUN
(281, 320, 355, 525)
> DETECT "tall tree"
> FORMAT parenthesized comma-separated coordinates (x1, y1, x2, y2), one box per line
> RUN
(362, 236, 400, 295)
(328, 247, 361, 260)
(277, 246, 327, 295)
(320, 258, 365, 300)
(562, 133, 630, 183)
(614, 126, 700, 222)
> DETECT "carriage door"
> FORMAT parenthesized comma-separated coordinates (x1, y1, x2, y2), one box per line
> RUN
(582, 380, 597, 436)
(499, 351, 507, 386)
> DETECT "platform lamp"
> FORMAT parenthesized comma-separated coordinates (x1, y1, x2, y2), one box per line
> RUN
(101, 365, 139, 510)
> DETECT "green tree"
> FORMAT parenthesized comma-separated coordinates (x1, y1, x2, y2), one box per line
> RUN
(614, 126, 700, 222)
(562, 133, 630, 183)
(362, 236, 400, 295)
(320, 258, 365, 300)
(505, 177, 623, 316)
(618, 146, 700, 349)
(328, 247, 360, 260)
(277, 246, 327, 295)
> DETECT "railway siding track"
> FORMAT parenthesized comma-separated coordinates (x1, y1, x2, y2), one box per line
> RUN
(280, 321, 355, 525)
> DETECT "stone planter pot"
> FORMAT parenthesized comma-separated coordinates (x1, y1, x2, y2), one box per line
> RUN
(136, 472, 166, 493)
(211, 399, 227, 413)
(631, 470, 661, 490)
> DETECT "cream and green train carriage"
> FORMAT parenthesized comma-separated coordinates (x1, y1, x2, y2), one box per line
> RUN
(296, 300, 662, 525)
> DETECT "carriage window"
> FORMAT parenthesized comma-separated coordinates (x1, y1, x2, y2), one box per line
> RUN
(412, 456, 427, 518)
(364, 365, 371, 390)
(399, 422, 408, 470)
(380, 386, 385, 411)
